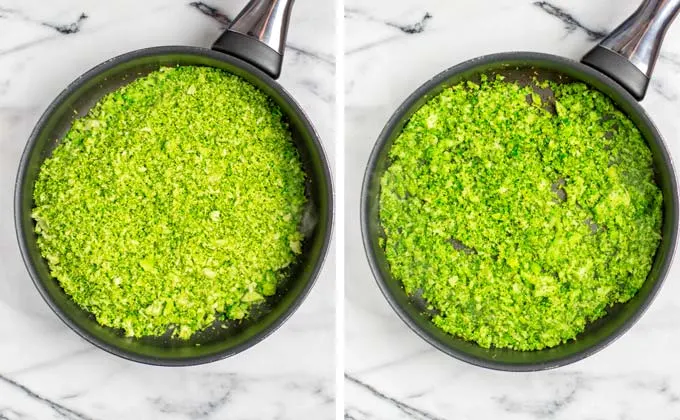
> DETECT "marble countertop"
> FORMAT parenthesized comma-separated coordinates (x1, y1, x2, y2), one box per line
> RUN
(0, 0, 335, 419)
(345, 0, 680, 419)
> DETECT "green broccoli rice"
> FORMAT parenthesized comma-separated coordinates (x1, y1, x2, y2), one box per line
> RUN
(379, 75, 663, 351)
(33, 66, 306, 339)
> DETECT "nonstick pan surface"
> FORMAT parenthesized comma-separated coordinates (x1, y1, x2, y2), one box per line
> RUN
(15, 1, 333, 366)
(362, 4, 680, 371)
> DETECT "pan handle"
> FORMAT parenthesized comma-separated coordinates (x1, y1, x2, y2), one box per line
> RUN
(582, 0, 680, 100)
(212, 0, 294, 80)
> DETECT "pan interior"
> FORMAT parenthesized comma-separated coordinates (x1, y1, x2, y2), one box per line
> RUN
(17, 48, 332, 364)
(364, 55, 677, 370)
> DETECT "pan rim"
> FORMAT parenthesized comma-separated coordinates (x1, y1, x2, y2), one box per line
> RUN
(14, 45, 334, 366)
(360, 51, 679, 372)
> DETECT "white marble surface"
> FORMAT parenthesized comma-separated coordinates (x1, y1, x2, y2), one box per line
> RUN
(345, 1, 680, 419)
(0, 0, 335, 419)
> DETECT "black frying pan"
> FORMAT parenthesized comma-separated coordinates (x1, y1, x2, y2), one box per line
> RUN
(15, 0, 333, 366)
(362, 0, 679, 371)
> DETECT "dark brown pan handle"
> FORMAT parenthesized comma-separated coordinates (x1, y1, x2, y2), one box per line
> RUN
(212, 0, 294, 79)
(582, 0, 680, 100)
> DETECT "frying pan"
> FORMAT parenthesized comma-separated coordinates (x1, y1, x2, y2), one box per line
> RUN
(15, 0, 333, 366)
(362, 0, 680, 371)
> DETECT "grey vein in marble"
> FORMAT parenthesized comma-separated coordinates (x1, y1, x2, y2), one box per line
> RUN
(386, 12, 432, 35)
(344, 8, 434, 56)
(145, 372, 238, 419)
(533, 1, 607, 40)
(0, 373, 94, 420)
(151, 392, 231, 418)
(0, 6, 88, 35)
(0, 37, 56, 57)
(631, 377, 680, 404)
(345, 374, 446, 420)
(493, 379, 581, 418)
(345, 37, 401, 56)
(287, 45, 335, 67)
(295, 78, 334, 103)
(42, 13, 88, 35)
(0, 8, 90, 58)
(660, 52, 680, 71)
(188, 1, 233, 26)
(0, 6, 30, 22)
(344, 7, 433, 35)
(6, 348, 95, 376)
(651, 79, 678, 101)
